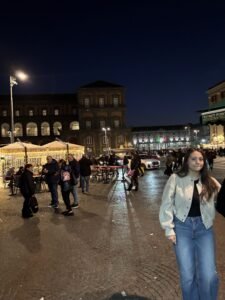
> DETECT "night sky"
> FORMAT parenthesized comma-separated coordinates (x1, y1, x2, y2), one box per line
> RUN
(1, 0, 225, 127)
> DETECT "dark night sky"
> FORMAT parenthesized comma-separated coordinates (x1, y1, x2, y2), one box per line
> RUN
(1, 0, 225, 126)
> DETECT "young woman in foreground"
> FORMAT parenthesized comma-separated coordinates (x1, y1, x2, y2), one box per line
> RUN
(159, 149, 221, 300)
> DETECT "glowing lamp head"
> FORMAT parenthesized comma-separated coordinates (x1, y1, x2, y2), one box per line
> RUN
(15, 71, 28, 81)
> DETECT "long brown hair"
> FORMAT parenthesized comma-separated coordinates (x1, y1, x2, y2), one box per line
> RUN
(177, 148, 217, 201)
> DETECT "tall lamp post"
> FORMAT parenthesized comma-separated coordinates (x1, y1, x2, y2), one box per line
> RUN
(193, 129, 200, 145)
(9, 71, 28, 143)
(102, 127, 110, 155)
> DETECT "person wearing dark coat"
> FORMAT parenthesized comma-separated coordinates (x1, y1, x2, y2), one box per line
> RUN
(19, 164, 36, 218)
(67, 153, 80, 208)
(79, 154, 92, 193)
(42, 156, 60, 208)
(127, 153, 140, 191)
(58, 159, 74, 216)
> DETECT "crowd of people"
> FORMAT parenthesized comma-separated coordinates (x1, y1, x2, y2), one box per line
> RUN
(16, 153, 92, 218)
(3, 146, 225, 298)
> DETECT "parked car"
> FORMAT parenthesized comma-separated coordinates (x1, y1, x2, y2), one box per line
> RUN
(139, 154, 160, 170)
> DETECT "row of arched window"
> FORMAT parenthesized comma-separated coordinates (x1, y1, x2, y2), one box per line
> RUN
(1, 121, 79, 137)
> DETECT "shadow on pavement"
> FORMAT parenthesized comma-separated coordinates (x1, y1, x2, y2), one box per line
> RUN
(10, 217, 41, 253)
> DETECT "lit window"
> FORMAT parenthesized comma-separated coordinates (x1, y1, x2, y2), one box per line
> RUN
(42, 109, 47, 116)
(54, 109, 59, 116)
(113, 97, 119, 107)
(118, 135, 124, 144)
(28, 110, 34, 116)
(26, 122, 38, 136)
(70, 121, 79, 130)
(2, 110, 7, 117)
(15, 123, 23, 137)
(99, 97, 104, 107)
(86, 136, 93, 145)
(53, 122, 62, 135)
(84, 98, 90, 108)
(41, 122, 50, 136)
(15, 110, 20, 117)
(1, 123, 10, 137)
(100, 120, 105, 128)
(86, 121, 91, 129)
(114, 120, 120, 128)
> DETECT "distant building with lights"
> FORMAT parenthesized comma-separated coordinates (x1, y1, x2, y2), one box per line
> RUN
(0, 80, 130, 155)
(131, 124, 208, 151)
(200, 80, 225, 148)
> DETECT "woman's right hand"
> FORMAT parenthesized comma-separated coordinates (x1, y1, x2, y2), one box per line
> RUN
(168, 235, 176, 244)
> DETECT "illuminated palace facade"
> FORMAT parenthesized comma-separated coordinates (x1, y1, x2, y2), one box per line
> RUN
(200, 80, 225, 148)
(0, 81, 130, 155)
(132, 124, 209, 151)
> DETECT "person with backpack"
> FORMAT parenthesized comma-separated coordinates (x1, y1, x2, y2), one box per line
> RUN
(67, 153, 80, 208)
(19, 164, 36, 218)
(58, 159, 74, 216)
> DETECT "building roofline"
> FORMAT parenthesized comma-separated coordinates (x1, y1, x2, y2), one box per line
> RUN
(79, 80, 124, 89)
(131, 123, 200, 131)
(207, 80, 225, 91)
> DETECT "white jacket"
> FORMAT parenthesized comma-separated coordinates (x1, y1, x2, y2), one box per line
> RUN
(159, 173, 221, 237)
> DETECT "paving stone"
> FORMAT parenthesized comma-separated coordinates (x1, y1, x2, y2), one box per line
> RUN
(0, 161, 224, 300)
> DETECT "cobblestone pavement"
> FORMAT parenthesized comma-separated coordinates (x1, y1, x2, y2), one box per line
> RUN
(0, 158, 225, 300)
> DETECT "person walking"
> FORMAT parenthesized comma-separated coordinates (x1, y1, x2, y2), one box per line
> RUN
(127, 152, 140, 191)
(42, 156, 60, 208)
(19, 164, 36, 218)
(67, 153, 80, 208)
(159, 148, 221, 300)
(79, 154, 92, 193)
(58, 159, 74, 216)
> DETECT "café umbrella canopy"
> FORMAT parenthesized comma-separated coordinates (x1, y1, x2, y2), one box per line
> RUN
(0, 142, 45, 179)
(41, 141, 84, 161)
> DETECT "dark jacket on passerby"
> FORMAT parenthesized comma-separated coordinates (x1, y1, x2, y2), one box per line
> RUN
(69, 158, 80, 179)
(19, 169, 36, 196)
(123, 155, 129, 166)
(42, 159, 60, 184)
(130, 155, 140, 175)
(79, 157, 92, 177)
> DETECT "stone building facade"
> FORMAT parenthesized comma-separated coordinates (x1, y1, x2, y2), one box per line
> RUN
(132, 124, 207, 151)
(200, 80, 225, 148)
(0, 80, 130, 155)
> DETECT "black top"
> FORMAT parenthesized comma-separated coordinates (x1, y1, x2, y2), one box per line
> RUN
(188, 179, 201, 217)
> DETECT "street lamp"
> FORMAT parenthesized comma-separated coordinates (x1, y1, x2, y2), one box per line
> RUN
(102, 127, 110, 155)
(10, 71, 28, 143)
(193, 129, 200, 144)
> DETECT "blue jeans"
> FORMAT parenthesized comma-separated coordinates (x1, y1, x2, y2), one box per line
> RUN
(48, 183, 58, 206)
(70, 185, 79, 204)
(81, 176, 90, 192)
(174, 216, 219, 300)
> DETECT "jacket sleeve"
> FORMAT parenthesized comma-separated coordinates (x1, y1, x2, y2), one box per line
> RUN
(159, 173, 177, 237)
(28, 173, 36, 195)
